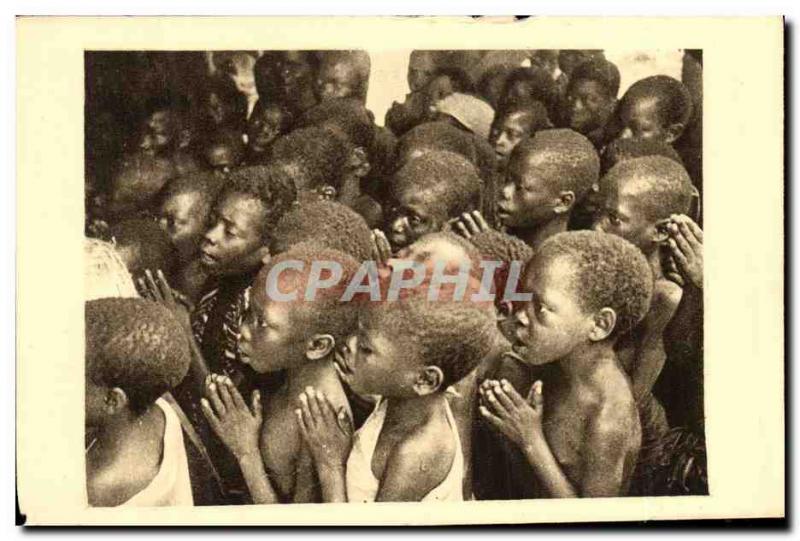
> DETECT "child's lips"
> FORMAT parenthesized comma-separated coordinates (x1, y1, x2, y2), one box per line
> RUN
(199, 250, 218, 266)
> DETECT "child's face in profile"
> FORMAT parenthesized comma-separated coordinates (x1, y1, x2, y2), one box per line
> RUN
(239, 291, 302, 373)
(565, 80, 614, 135)
(199, 192, 267, 276)
(408, 52, 437, 93)
(498, 152, 558, 229)
(592, 176, 656, 252)
(385, 188, 441, 250)
(512, 254, 594, 366)
(619, 96, 672, 143)
(247, 107, 284, 155)
(316, 59, 361, 102)
(490, 111, 534, 161)
(335, 319, 420, 398)
(138, 110, 177, 156)
(157, 190, 208, 263)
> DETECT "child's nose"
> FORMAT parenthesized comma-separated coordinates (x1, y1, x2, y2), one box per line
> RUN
(204, 222, 224, 244)
(390, 215, 408, 234)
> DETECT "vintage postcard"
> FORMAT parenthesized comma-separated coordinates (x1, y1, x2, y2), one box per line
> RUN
(16, 16, 784, 525)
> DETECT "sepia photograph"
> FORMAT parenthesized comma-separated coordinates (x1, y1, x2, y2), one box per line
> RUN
(16, 16, 784, 526)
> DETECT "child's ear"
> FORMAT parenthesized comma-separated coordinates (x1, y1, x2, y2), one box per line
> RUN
(305, 334, 335, 360)
(105, 388, 129, 415)
(664, 122, 686, 144)
(412, 365, 444, 396)
(651, 219, 671, 243)
(553, 191, 576, 214)
(349, 147, 371, 178)
(589, 307, 617, 342)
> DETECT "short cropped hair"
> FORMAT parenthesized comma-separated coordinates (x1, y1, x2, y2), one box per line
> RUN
(430, 65, 475, 94)
(158, 170, 225, 217)
(620, 75, 694, 129)
(267, 126, 351, 192)
(108, 153, 177, 216)
(86, 297, 191, 415)
(255, 242, 363, 344)
(296, 97, 376, 152)
(534, 230, 654, 338)
(219, 164, 298, 240)
(501, 67, 559, 112)
(396, 121, 479, 169)
(601, 137, 684, 175)
(318, 50, 372, 100)
(391, 150, 483, 223)
(363, 279, 498, 388)
(568, 58, 621, 99)
(601, 156, 693, 221)
(269, 200, 373, 262)
(510, 128, 600, 200)
(469, 229, 533, 305)
(109, 218, 177, 278)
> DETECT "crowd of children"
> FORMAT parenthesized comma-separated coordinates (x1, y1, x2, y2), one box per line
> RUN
(84, 49, 706, 506)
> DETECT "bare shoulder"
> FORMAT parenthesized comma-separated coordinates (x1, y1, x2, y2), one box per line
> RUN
(592, 365, 639, 441)
(86, 466, 143, 507)
(390, 411, 456, 487)
(651, 279, 683, 321)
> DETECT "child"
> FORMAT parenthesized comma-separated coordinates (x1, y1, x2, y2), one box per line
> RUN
(385, 150, 483, 251)
(84, 238, 139, 301)
(202, 128, 245, 175)
(315, 50, 371, 104)
(616, 75, 693, 146)
(297, 275, 499, 502)
(269, 200, 373, 262)
(385, 50, 441, 137)
(490, 100, 553, 166)
(253, 51, 319, 117)
(244, 100, 292, 164)
(295, 98, 380, 205)
(104, 152, 177, 220)
(561, 57, 620, 148)
(476, 64, 515, 110)
(497, 129, 599, 249)
(85, 297, 192, 506)
(591, 156, 694, 480)
(480, 230, 652, 497)
(555, 50, 606, 94)
(266, 126, 353, 204)
(200, 243, 366, 503)
(499, 67, 559, 121)
(108, 217, 178, 282)
(156, 172, 224, 302)
(191, 165, 297, 386)
(569, 136, 685, 231)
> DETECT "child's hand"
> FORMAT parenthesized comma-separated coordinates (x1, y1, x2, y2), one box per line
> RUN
(201, 374, 263, 461)
(479, 379, 544, 451)
(137, 269, 193, 331)
(666, 214, 703, 289)
(296, 387, 353, 470)
(371, 229, 392, 267)
(450, 211, 491, 239)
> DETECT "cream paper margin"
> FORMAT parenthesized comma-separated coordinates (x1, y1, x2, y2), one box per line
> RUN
(16, 16, 784, 525)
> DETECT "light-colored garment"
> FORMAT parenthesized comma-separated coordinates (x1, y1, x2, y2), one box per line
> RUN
(84, 238, 139, 301)
(345, 398, 464, 502)
(122, 398, 194, 507)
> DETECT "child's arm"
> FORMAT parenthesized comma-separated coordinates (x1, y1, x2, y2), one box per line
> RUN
(373, 438, 449, 502)
(629, 282, 681, 403)
(296, 388, 353, 503)
(479, 379, 578, 498)
(201, 375, 279, 504)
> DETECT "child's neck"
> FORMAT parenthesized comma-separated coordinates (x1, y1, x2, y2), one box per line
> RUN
(512, 213, 569, 250)
(558, 341, 618, 386)
(283, 354, 337, 395)
(88, 405, 162, 468)
(384, 392, 446, 431)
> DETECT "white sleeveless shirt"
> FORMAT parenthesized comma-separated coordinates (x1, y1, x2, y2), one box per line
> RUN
(345, 398, 464, 502)
(121, 398, 194, 507)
